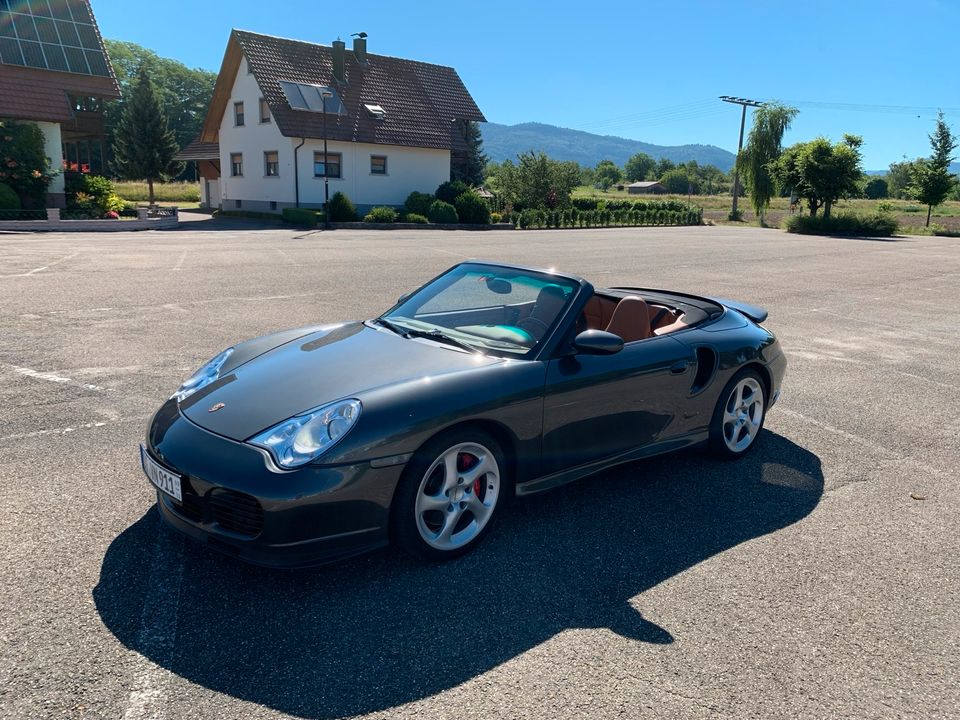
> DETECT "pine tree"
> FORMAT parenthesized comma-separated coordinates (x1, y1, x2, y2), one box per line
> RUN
(451, 121, 488, 187)
(113, 67, 181, 203)
(911, 111, 957, 227)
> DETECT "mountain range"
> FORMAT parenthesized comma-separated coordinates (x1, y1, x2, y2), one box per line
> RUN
(481, 122, 737, 171)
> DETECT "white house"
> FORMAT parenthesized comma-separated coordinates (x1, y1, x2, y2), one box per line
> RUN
(189, 30, 486, 214)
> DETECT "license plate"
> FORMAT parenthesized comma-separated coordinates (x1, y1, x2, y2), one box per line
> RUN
(140, 445, 182, 502)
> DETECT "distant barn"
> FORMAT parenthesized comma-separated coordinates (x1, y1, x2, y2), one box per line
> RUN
(627, 181, 667, 195)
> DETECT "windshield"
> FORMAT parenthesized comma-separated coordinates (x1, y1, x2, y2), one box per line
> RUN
(380, 264, 580, 357)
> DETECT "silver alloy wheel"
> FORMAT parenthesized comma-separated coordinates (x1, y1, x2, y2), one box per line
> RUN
(415, 441, 501, 551)
(722, 377, 765, 453)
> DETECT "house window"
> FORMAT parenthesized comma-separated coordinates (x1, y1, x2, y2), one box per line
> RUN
(314, 152, 342, 178)
(264, 151, 279, 177)
(370, 155, 387, 175)
(234, 101, 245, 126)
(270, 201, 277, 211)
(259, 98, 271, 123)
(235, 199, 242, 209)
(230, 153, 243, 177)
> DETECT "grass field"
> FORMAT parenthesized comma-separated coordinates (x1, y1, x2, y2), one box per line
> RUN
(572, 186, 960, 234)
(114, 181, 200, 202)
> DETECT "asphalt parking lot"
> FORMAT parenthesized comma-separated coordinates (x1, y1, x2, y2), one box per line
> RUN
(1, 219, 958, 720)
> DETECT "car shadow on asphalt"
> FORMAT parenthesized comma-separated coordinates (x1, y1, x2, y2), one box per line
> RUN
(94, 430, 822, 719)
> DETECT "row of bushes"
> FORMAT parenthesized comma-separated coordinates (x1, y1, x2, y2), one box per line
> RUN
(570, 197, 695, 213)
(517, 206, 703, 230)
(783, 212, 899, 237)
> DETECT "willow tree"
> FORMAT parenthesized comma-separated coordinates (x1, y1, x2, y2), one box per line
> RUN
(736, 102, 798, 224)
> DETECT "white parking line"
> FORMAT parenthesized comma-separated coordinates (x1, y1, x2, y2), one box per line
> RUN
(0, 421, 107, 443)
(122, 527, 185, 720)
(172, 250, 188, 271)
(0, 252, 78, 278)
(10, 366, 110, 392)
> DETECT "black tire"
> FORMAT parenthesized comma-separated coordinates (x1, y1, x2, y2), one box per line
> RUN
(708, 368, 767, 459)
(391, 428, 507, 561)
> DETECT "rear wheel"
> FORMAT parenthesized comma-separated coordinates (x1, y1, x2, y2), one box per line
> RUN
(392, 429, 505, 560)
(709, 369, 766, 458)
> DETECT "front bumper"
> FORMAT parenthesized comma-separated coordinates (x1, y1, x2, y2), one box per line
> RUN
(144, 399, 405, 568)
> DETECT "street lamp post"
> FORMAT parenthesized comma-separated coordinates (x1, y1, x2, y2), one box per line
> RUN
(321, 89, 333, 229)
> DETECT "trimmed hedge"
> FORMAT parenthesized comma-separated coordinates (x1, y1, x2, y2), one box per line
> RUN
(428, 199, 459, 224)
(404, 191, 434, 217)
(783, 213, 899, 237)
(328, 191, 358, 221)
(364, 206, 398, 223)
(282, 207, 320, 227)
(517, 202, 702, 229)
(454, 190, 491, 224)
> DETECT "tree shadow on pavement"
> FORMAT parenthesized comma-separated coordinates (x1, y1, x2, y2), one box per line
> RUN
(94, 431, 822, 719)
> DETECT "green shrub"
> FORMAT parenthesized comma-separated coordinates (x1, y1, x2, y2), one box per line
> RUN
(454, 190, 491, 224)
(328, 191, 357, 221)
(490, 212, 502, 223)
(783, 213, 899, 237)
(404, 191, 434, 217)
(404, 213, 428, 224)
(364, 206, 398, 223)
(435, 179, 470, 205)
(428, 200, 459, 224)
(0, 182, 21, 210)
(282, 207, 319, 227)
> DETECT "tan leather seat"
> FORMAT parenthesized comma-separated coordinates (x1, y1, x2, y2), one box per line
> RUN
(605, 296, 652, 342)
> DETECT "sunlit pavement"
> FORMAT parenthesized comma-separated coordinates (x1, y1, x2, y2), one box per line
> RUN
(1, 223, 957, 719)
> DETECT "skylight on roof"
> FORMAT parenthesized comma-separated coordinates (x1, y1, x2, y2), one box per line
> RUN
(279, 81, 346, 115)
(364, 103, 386, 119)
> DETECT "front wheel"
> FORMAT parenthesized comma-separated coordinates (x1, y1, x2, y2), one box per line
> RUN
(709, 369, 766, 458)
(391, 429, 506, 561)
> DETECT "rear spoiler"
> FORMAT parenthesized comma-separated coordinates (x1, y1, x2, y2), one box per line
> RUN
(711, 298, 768, 324)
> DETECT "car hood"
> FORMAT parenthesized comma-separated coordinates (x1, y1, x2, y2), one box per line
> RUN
(179, 322, 502, 440)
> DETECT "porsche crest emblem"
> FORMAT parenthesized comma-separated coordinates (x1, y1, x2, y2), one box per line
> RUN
(208, 402, 225, 413)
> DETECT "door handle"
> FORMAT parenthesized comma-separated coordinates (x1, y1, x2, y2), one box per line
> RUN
(670, 360, 692, 374)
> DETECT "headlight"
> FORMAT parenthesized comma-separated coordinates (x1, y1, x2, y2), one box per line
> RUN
(248, 399, 361, 469)
(171, 347, 234, 402)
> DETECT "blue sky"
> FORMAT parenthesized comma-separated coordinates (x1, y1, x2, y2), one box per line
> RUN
(93, 0, 959, 169)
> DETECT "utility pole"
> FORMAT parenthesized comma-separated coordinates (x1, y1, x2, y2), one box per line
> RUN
(720, 96, 764, 219)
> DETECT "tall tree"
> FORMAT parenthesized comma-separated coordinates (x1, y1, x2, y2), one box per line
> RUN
(487, 151, 581, 209)
(451, 121, 488, 186)
(624, 152, 656, 182)
(886, 159, 918, 199)
(113, 67, 181, 203)
(910, 111, 957, 227)
(736, 101, 798, 224)
(103, 40, 216, 177)
(593, 159, 622, 190)
(772, 135, 864, 218)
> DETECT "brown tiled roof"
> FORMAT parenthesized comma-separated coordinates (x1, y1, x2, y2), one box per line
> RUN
(173, 140, 220, 161)
(0, 64, 119, 124)
(0, 0, 120, 123)
(202, 30, 485, 151)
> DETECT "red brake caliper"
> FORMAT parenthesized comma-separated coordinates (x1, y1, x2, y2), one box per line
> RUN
(458, 453, 482, 497)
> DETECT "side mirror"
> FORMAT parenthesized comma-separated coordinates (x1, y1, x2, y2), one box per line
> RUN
(573, 329, 624, 355)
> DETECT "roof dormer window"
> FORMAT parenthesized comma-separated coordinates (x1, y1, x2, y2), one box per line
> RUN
(364, 103, 386, 120)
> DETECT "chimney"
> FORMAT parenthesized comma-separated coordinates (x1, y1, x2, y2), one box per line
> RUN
(353, 35, 367, 65)
(332, 38, 345, 83)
